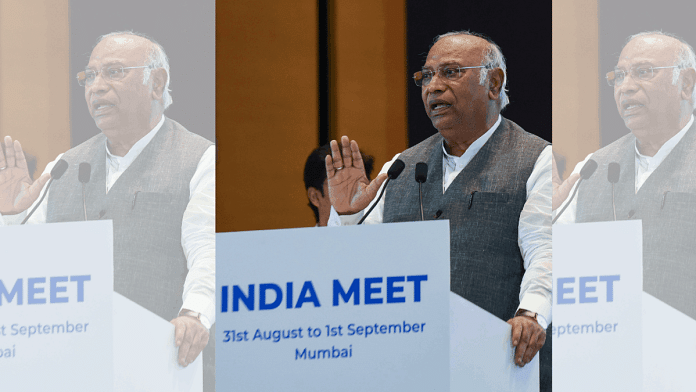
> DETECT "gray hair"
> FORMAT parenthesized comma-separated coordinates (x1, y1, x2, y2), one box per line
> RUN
(626, 31, 696, 109)
(97, 31, 173, 109)
(434, 31, 509, 109)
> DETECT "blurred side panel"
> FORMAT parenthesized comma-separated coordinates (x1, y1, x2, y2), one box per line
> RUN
(0, 0, 70, 175)
(552, 0, 600, 178)
(217, 0, 318, 231)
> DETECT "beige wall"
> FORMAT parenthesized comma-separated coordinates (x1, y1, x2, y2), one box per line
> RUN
(552, 0, 600, 177)
(0, 0, 70, 174)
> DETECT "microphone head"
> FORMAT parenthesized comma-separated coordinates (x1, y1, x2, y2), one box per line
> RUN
(50, 159, 69, 180)
(79, 162, 91, 184)
(607, 162, 620, 184)
(580, 159, 598, 180)
(415, 162, 428, 183)
(387, 159, 406, 180)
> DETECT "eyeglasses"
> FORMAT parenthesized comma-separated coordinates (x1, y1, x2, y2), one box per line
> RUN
(77, 65, 151, 87)
(605, 65, 679, 87)
(413, 65, 488, 87)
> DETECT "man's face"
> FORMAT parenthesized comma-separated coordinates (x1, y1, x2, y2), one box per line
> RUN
(421, 35, 491, 141)
(614, 35, 684, 139)
(85, 35, 155, 138)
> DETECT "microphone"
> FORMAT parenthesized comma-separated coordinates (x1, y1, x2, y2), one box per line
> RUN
(21, 159, 69, 224)
(79, 163, 91, 221)
(552, 159, 598, 224)
(415, 162, 428, 221)
(579, 159, 598, 180)
(387, 159, 406, 179)
(608, 162, 620, 221)
(357, 159, 405, 225)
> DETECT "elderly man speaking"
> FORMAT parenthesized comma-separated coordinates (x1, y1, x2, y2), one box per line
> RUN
(326, 31, 553, 389)
(0, 31, 214, 382)
(554, 31, 696, 321)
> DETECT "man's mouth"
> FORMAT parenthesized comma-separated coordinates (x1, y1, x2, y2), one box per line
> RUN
(93, 102, 115, 116)
(429, 101, 452, 115)
(622, 101, 644, 116)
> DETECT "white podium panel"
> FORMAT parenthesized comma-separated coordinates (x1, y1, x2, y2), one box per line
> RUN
(450, 292, 539, 392)
(113, 292, 202, 392)
(216, 221, 450, 391)
(553, 221, 643, 391)
(0, 221, 114, 391)
(642, 292, 696, 391)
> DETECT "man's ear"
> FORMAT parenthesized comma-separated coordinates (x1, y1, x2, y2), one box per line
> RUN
(150, 68, 168, 100)
(307, 187, 322, 208)
(681, 67, 696, 102)
(487, 68, 505, 100)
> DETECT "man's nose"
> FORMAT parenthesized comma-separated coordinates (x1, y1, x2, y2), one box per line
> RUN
(88, 71, 110, 94)
(424, 71, 447, 94)
(618, 71, 640, 94)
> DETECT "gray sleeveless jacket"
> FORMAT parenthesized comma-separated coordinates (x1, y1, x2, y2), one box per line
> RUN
(46, 117, 212, 321)
(577, 123, 696, 320)
(383, 118, 549, 321)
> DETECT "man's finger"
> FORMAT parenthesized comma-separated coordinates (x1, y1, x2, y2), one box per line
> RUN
(350, 140, 363, 170)
(184, 328, 209, 365)
(4, 136, 16, 168)
(330, 139, 343, 169)
(173, 319, 186, 347)
(325, 154, 335, 178)
(178, 327, 194, 366)
(340, 136, 353, 168)
(515, 323, 532, 366)
(26, 173, 52, 201)
(13, 140, 29, 171)
(0, 136, 8, 168)
(553, 172, 581, 210)
(523, 328, 546, 364)
(364, 173, 388, 201)
(509, 319, 522, 346)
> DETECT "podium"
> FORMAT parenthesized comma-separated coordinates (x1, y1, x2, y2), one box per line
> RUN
(216, 221, 540, 391)
(0, 221, 202, 391)
(553, 220, 696, 391)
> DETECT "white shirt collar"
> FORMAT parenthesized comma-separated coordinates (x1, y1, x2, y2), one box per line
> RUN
(635, 115, 693, 168)
(442, 114, 501, 171)
(106, 115, 165, 171)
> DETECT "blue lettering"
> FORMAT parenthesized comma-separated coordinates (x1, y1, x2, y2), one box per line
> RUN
(50, 277, 69, 304)
(386, 276, 405, 303)
(70, 275, 90, 302)
(579, 276, 598, 303)
(259, 283, 282, 310)
(407, 275, 427, 302)
(28, 277, 46, 305)
(233, 285, 255, 311)
(286, 282, 293, 309)
(0, 279, 22, 305)
(364, 277, 383, 305)
(599, 275, 620, 302)
(221, 286, 229, 312)
(557, 277, 575, 304)
(333, 279, 360, 306)
(295, 281, 320, 308)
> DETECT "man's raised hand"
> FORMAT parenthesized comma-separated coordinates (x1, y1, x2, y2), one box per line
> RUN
(0, 136, 51, 215)
(325, 136, 388, 214)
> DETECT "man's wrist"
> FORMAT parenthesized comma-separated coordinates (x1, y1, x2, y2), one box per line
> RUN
(515, 309, 538, 323)
(179, 309, 209, 329)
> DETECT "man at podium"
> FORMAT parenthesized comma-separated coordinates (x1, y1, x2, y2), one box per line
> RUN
(324, 31, 553, 389)
(554, 31, 696, 321)
(0, 31, 215, 385)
